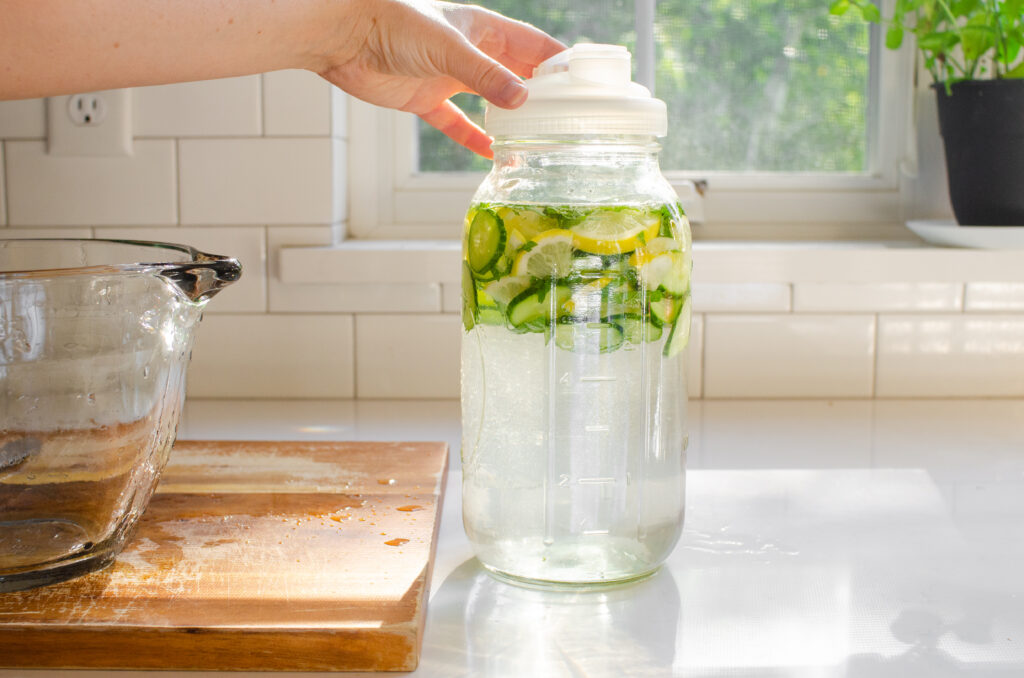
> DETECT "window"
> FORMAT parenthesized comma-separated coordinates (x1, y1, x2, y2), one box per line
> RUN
(348, 0, 914, 239)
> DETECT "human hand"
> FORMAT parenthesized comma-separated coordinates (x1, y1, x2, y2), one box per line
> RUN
(317, 0, 564, 158)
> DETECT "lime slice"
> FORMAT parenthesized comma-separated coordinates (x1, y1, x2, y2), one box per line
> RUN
(497, 206, 558, 240)
(512, 229, 575, 278)
(570, 208, 661, 255)
(484, 275, 533, 309)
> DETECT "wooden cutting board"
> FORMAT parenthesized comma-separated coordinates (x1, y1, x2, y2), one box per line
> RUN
(0, 440, 449, 672)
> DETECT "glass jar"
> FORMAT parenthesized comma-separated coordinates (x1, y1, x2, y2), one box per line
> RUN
(460, 45, 691, 588)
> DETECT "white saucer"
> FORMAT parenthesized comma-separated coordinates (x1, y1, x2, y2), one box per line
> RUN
(906, 219, 1024, 249)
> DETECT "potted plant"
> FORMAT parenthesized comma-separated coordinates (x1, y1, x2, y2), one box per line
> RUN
(831, 0, 1024, 225)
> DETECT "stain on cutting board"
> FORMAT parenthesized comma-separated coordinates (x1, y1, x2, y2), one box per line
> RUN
(0, 440, 448, 672)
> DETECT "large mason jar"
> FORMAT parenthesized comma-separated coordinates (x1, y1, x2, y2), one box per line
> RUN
(461, 44, 691, 588)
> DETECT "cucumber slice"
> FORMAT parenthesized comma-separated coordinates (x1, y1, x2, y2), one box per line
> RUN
(649, 296, 680, 326)
(461, 261, 477, 331)
(554, 321, 625, 353)
(663, 296, 692, 357)
(507, 284, 572, 328)
(659, 251, 691, 297)
(467, 210, 506, 274)
(618, 314, 663, 344)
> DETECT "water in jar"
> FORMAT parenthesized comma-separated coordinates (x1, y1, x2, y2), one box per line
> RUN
(461, 201, 690, 586)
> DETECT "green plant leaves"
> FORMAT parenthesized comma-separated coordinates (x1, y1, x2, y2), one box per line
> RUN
(886, 25, 906, 49)
(842, 0, 1024, 83)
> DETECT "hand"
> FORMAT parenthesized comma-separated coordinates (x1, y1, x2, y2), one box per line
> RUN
(318, 0, 564, 157)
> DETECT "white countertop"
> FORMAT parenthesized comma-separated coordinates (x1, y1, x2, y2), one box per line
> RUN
(9, 399, 1024, 677)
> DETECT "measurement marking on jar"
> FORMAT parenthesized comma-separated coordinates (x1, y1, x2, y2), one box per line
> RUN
(582, 529, 610, 536)
(584, 424, 610, 432)
(580, 376, 617, 383)
(577, 477, 616, 485)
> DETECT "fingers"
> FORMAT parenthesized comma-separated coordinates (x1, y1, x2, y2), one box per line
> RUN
(420, 99, 494, 158)
(463, 6, 566, 73)
(437, 38, 528, 109)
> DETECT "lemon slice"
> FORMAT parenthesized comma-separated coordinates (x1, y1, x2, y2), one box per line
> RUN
(497, 206, 558, 240)
(570, 209, 661, 255)
(512, 229, 575, 278)
(628, 236, 683, 267)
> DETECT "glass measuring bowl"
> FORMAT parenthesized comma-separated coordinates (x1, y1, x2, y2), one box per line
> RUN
(460, 45, 690, 587)
(0, 239, 240, 592)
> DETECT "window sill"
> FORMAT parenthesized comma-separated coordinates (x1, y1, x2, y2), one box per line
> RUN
(279, 239, 1024, 286)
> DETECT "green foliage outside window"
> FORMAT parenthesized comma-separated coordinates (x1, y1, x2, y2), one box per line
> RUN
(419, 1, 871, 173)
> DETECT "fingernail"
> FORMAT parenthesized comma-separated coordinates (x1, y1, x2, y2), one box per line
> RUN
(499, 80, 528, 108)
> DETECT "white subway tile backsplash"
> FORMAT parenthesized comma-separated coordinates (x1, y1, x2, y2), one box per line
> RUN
(187, 314, 354, 398)
(441, 282, 460, 313)
(95, 226, 266, 313)
(965, 283, 1024, 312)
(280, 240, 459, 284)
(355, 314, 460, 398)
(5, 140, 176, 226)
(704, 315, 876, 398)
(179, 138, 333, 224)
(691, 282, 791, 312)
(0, 143, 5, 226)
(332, 138, 347, 223)
(0, 227, 94, 238)
(0, 99, 45, 138)
(876, 315, 1024, 397)
(793, 282, 963, 312)
(687, 314, 704, 399)
(263, 70, 331, 136)
(331, 89, 348, 138)
(267, 226, 441, 312)
(133, 77, 262, 137)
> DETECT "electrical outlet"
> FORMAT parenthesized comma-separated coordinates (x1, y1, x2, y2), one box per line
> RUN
(47, 89, 132, 157)
(67, 93, 107, 126)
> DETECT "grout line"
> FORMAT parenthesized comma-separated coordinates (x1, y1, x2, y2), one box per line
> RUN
(263, 224, 270, 313)
(699, 313, 708, 399)
(351, 314, 359, 399)
(870, 313, 880, 398)
(1, 140, 8, 226)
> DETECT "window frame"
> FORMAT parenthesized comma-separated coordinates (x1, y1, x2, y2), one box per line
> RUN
(347, 2, 917, 240)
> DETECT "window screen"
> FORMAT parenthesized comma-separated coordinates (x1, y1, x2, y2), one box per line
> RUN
(418, 0, 871, 173)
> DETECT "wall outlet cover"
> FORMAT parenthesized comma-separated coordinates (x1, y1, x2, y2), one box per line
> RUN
(47, 89, 133, 157)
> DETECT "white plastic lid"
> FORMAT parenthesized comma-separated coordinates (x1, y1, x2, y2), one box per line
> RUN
(485, 43, 667, 138)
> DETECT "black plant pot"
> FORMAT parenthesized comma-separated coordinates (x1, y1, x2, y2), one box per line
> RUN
(934, 79, 1024, 226)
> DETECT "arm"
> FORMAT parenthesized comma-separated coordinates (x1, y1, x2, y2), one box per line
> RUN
(0, 0, 564, 156)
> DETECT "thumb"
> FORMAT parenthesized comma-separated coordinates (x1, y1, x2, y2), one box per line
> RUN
(437, 38, 528, 109)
